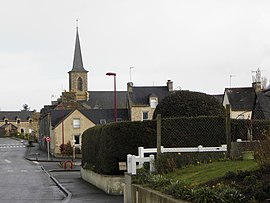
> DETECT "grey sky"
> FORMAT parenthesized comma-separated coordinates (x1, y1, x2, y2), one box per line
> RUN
(1, 0, 270, 110)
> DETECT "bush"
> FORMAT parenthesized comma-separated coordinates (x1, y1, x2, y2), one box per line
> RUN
(60, 141, 73, 156)
(82, 121, 156, 175)
(82, 117, 228, 175)
(255, 130, 270, 169)
(153, 91, 225, 119)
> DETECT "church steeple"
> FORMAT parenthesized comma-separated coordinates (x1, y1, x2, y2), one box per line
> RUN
(68, 20, 89, 101)
(70, 20, 87, 73)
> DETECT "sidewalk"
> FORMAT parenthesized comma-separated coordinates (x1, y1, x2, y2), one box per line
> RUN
(25, 143, 123, 203)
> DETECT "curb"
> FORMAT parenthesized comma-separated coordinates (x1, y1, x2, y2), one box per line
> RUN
(48, 169, 80, 172)
(41, 166, 72, 203)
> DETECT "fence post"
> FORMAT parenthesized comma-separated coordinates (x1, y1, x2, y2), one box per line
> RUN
(131, 155, 137, 175)
(157, 114, 161, 158)
(149, 154, 155, 174)
(226, 104, 231, 158)
(138, 147, 144, 168)
(127, 154, 132, 174)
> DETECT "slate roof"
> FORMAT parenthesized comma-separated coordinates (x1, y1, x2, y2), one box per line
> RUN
(81, 91, 128, 109)
(69, 28, 87, 73)
(225, 87, 256, 111)
(50, 109, 129, 128)
(50, 110, 72, 128)
(128, 86, 170, 106)
(0, 111, 34, 121)
(253, 90, 270, 119)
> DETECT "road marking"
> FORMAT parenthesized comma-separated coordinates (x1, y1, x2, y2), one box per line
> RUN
(4, 159, 11, 163)
(7, 170, 14, 172)
(33, 161, 40, 165)
(21, 170, 28, 173)
(34, 170, 41, 172)
(0, 145, 26, 148)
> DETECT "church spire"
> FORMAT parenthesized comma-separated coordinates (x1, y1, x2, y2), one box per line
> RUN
(70, 20, 87, 72)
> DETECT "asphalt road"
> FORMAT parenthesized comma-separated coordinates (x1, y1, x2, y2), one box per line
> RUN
(0, 137, 65, 203)
(0, 137, 124, 203)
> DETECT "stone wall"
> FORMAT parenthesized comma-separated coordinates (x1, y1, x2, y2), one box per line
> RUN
(131, 106, 155, 121)
(129, 184, 189, 203)
(81, 168, 125, 195)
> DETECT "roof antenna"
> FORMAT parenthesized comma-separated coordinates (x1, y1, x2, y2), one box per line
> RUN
(230, 74, 235, 88)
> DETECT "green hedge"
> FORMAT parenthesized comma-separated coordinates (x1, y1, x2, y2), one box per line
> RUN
(82, 116, 227, 175)
(82, 120, 156, 175)
(161, 117, 226, 147)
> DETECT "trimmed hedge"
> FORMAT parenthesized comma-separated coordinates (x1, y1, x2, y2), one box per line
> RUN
(82, 116, 226, 175)
(153, 91, 225, 119)
(82, 120, 156, 175)
(82, 117, 270, 175)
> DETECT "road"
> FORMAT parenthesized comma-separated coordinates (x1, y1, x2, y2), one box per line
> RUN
(0, 137, 124, 203)
(0, 137, 65, 203)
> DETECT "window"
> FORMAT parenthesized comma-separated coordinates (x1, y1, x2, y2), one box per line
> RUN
(73, 118, 80, 128)
(74, 135, 80, 144)
(29, 119, 33, 124)
(77, 77, 83, 91)
(17, 119, 20, 124)
(100, 119, 106, 124)
(117, 118, 122, 122)
(4, 119, 8, 125)
(142, 111, 149, 121)
(150, 98, 158, 108)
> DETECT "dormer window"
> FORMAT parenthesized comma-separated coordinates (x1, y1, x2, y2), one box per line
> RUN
(149, 96, 158, 108)
(100, 119, 107, 124)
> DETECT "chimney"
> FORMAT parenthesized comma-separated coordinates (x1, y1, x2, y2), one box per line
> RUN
(252, 82, 261, 93)
(167, 80, 173, 92)
(127, 82, 133, 93)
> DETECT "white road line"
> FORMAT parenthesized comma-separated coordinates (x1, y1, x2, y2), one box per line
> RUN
(34, 170, 41, 172)
(4, 159, 11, 163)
(32, 161, 40, 165)
(21, 170, 27, 173)
(7, 170, 14, 172)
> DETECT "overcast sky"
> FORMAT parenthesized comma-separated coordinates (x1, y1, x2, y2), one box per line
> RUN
(1, 0, 270, 111)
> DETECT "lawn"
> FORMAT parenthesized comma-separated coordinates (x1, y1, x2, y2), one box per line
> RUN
(164, 160, 259, 185)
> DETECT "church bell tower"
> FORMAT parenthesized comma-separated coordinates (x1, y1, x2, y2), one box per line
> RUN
(68, 22, 89, 101)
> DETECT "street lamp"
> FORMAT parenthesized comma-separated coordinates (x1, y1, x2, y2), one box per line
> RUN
(106, 72, 117, 122)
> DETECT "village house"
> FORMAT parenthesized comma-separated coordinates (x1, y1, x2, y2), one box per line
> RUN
(0, 111, 39, 138)
(39, 25, 172, 156)
(222, 68, 270, 120)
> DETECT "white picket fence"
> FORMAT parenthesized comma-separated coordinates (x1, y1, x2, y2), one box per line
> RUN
(127, 145, 227, 175)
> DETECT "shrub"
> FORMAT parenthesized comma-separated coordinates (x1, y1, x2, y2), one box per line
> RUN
(60, 141, 73, 156)
(82, 121, 156, 175)
(153, 91, 225, 119)
(255, 130, 270, 169)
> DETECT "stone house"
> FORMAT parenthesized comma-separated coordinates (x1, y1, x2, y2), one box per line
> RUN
(222, 68, 270, 120)
(39, 25, 172, 156)
(0, 111, 39, 138)
(223, 87, 256, 119)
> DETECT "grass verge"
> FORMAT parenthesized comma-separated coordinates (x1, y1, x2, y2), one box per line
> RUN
(164, 160, 259, 185)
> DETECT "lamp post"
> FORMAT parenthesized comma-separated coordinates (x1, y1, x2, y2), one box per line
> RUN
(106, 72, 117, 122)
